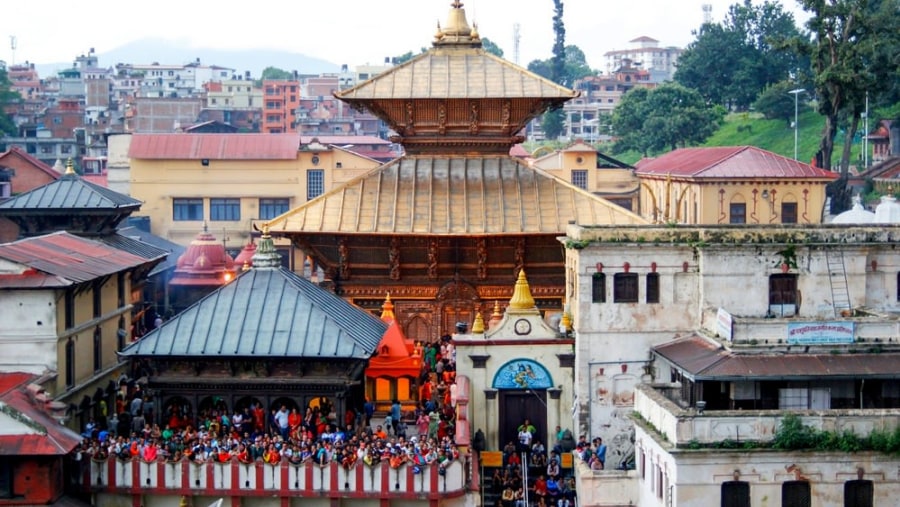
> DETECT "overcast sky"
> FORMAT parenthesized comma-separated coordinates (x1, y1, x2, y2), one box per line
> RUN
(4, 0, 810, 71)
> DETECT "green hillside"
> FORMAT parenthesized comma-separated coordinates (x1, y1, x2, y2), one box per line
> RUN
(591, 109, 869, 169)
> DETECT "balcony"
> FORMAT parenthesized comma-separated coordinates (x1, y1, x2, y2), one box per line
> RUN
(83, 456, 466, 500)
(634, 383, 900, 447)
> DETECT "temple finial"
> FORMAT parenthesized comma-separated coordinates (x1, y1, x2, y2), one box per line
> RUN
(509, 270, 536, 310)
(64, 158, 76, 175)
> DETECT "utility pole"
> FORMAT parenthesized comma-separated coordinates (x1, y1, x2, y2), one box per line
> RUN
(789, 88, 805, 160)
(513, 23, 521, 65)
(863, 91, 869, 168)
(9, 36, 16, 66)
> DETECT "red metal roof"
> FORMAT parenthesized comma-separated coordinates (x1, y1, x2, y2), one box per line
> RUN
(0, 372, 35, 396)
(655, 335, 900, 380)
(635, 146, 839, 180)
(0, 146, 61, 180)
(128, 133, 302, 160)
(0, 387, 82, 456)
(0, 232, 150, 285)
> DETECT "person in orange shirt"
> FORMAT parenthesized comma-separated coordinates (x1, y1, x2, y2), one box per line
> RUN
(373, 425, 387, 440)
(288, 408, 302, 435)
(263, 444, 280, 464)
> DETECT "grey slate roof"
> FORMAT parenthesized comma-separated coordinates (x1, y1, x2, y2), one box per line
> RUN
(115, 226, 185, 277)
(119, 267, 387, 359)
(0, 172, 142, 212)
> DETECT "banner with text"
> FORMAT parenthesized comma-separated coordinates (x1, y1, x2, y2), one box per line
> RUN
(787, 322, 855, 345)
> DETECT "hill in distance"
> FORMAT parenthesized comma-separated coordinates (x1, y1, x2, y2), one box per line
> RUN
(34, 37, 340, 79)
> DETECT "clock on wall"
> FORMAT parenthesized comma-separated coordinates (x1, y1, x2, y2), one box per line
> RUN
(514, 318, 532, 335)
(311, 155, 320, 165)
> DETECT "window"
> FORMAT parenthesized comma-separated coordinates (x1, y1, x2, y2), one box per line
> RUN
(782, 202, 798, 223)
(117, 273, 125, 307)
(591, 273, 606, 303)
(93, 282, 102, 317)
(0, 460, 12, 498)
(646, 273, 660, 303)
(259, 198, 290, 220)
(173, 198, 204, 221)
(721, 481, 750, 507)
(782, 480, 811, 507)
(93, 327, 102, 373)
(65, 339, 75, 388)
(844, 479, 873, 507)
(65, 290, 75, 329)
(613, 273, 639, 303)
(730, 203, 746, 224)
(307, 169, 324, 200)
(571, 170, 588, 189)
(769, 274, 798, 316)
(210, 198, 240, 221)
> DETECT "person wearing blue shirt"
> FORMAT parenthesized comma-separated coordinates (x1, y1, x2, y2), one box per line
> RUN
(595, 437, 607, 468)
(390, 399, 402, 435)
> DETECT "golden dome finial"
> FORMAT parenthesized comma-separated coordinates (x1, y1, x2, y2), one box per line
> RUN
(472, 311, 485, 334)
(509, 270, 536, 310)
(380, 292, 396, 323)
(64, 158, 76, 175)
(560, 304, 573, 333)
(434, 21, 444, 41)
(435, 0, 474, 44)
(470, 22, 480, 40)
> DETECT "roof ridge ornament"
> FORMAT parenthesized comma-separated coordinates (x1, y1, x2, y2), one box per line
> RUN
(434, 0, 480, 47)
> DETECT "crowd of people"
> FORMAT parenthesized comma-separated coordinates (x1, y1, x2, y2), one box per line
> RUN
(74, 339, 462, 476)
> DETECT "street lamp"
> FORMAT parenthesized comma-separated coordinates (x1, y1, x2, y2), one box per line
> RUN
(789, 88, 805, 160)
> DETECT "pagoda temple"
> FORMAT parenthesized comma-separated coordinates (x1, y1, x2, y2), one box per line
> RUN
(265, 1, 646, 342)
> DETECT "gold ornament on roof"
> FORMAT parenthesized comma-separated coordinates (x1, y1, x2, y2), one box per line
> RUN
(433, 0, 481, 47)
(509, 270, 536, 310)
(380, 293, 396, 323)
(472, 312, 485, 334)
(64, 158, 76, 175)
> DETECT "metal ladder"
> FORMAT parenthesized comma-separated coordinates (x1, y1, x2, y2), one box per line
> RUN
(825, 249, 851, 317)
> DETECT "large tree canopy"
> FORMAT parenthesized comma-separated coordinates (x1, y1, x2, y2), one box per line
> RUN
(793, 0, 900, 175)
(675, 0, 804, 111)
(611, 83, 725, 156)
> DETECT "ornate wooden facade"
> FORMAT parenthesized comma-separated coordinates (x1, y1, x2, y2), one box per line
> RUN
(266, 1, 646, 343)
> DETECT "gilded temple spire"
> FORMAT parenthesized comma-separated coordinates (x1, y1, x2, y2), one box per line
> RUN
(508, 270, 536, 311)
(433, 0, 480, 47)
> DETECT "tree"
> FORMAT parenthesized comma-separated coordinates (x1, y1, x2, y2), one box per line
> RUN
(527, 45, 594, 84)
(752, 80, 807, 123)
(611, 83, 725, 156)
(260, 67, 293, 80)
(541, 0, 567, 141)
(0, 67, 18, 136)
(391, 48, 428, 65)
(793, 0, 900, 176)
(481, 37, 504, 58)
(675, 0, 804, 110)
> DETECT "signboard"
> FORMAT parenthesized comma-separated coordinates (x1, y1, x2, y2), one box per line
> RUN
(787, 322, 855, 345)
(480, 451, 504, 467)
(716, 308, 733, 342)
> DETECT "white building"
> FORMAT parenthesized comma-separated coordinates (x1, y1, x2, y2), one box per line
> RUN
(563, 224, 900, 506)
(602, 36, 682, 81)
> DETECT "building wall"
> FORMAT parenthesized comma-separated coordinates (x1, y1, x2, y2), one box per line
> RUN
(128, 149, 379, 246)
(638, 178, 830, 224)
(106, 134, 132, 196)
(635, 424, 900, 507)
(0, 285, 58, 374)
(564, 225, 900, 468)
(1, 458, 66, 505)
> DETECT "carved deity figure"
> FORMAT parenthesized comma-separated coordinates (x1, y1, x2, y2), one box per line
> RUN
(389, 238, 401, 280)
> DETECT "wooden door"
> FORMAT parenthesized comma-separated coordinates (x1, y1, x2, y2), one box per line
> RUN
(498, 390, 547, 450)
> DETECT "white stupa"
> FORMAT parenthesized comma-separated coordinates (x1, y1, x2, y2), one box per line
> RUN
(874, 192, 900, 224)
(832, 194, 875, 224)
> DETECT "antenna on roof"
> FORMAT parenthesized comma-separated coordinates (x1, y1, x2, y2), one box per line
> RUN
(702, 4, 713, 24)
(513, 23, 521, 64)
(9, 36, 16, 66)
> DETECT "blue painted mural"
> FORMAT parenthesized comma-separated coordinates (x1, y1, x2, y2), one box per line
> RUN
(492, 359, 553, 389)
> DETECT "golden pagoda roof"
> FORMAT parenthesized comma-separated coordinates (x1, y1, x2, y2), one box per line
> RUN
(265, 155, 647, 235)
(335, 2, 576, 102)
(336, 51, 577, 101)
